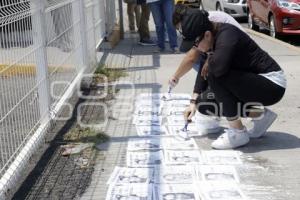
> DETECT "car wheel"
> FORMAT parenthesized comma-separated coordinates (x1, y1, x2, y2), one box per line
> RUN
(269, 15, 278, 38)
(216, 2, 222, 11)
(248, 12, 259, 31)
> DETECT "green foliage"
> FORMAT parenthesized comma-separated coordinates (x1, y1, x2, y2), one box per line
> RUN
(94, 63, 127, 82)
(64, 127, 110, 145)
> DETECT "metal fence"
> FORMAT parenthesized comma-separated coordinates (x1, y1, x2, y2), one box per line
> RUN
(0, 0, 117, 198)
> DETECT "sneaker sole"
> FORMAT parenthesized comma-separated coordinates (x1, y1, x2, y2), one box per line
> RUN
(211, 137, 250, 150)
(249, 112, 277, 138)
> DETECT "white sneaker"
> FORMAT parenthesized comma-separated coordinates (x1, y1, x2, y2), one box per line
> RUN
(211, 128, 250, 150)
(195, 114, 221, 135)
(248, 108, 277, 138)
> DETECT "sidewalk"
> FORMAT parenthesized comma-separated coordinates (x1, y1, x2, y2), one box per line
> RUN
(78, 30, 300, 200)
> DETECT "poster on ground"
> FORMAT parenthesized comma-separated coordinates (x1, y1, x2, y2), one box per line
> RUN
(167, 125, 199, 137)
(202, 150, 243, 165)
(136, 125, 168, 137)
(127, 138, 165, 151)
(133, 115, 163, 126)
(136, 93, 163, 101)
(164, 99, 190, 108)
(153, 184, 200, 200)
(107, 167, 154, 185)
(165, 106, 186, 116)
(163, 137, 198, 150)
(154, 165, 196, 184)
(164, 150, 203, 165)
(197, 182, 246, 200)
(127, 150, 164, 167)
(195, 165, 240, 182)
(105, 183, 153, 200)
(167, 115, 196, 126)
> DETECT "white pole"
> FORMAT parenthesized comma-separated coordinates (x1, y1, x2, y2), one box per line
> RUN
(32, 0, 51, 124)
(73, 0, 89, 70)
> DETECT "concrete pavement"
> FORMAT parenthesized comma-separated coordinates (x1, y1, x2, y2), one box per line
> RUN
(78, 27, 300, 200)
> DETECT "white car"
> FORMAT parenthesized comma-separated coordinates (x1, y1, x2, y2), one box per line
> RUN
(200, 0, 247, 18)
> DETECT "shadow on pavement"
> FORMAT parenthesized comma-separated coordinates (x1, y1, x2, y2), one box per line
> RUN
(241, 131, 300, 153)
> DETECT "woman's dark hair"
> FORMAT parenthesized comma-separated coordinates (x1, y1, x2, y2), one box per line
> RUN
(173, 4, 210, 27)
(173, 5, 213, 41)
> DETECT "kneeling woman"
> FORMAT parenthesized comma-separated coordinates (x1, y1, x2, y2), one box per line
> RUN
(174, 10, 286, 149)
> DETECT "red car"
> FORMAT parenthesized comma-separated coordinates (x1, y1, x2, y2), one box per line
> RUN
(248, 0, 300, 38)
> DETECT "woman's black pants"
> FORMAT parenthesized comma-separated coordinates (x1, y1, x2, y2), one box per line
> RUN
(196, 70, 285, 119)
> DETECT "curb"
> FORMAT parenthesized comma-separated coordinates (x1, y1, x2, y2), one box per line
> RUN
(0, 64, 74, 76)
(245, 28, 300, 54)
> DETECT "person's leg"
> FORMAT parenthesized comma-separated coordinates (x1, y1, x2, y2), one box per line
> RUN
(127, 2, 136, 31)
(216, 70, 286, 138)
(208, 70, 285, 118)
(207, 70, 285, 149)
(196, 89, 220, 117)
(164, 24, 169, 42)
(162, 0, 178, 50)
(138, 3, 155, 45)
(148, 1, 165, 50)
(134, 4, 141, 31)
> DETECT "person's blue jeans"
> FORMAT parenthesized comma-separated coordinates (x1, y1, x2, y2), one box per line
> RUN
(193, 54, 207, 72)
(148, 0, 177, 49)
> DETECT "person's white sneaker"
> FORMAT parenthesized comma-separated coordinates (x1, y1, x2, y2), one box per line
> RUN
(195, 113, 222, 135)
(248, 108, 277, 138)
(211, 128, 250, 150)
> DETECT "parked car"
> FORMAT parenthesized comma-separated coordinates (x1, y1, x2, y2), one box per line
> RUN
(175, 0, 201, 8)
(248, 0, 300, 38)
(200, 0, 247, 18)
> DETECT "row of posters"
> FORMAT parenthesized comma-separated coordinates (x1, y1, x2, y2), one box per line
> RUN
(105, 93, 246, 200)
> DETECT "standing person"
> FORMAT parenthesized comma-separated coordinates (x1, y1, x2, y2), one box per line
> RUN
(124, 0, 141, 33)
(172, 8, 286, 149)
(147, 0, 179, 53)
(136, 0, 156, 45)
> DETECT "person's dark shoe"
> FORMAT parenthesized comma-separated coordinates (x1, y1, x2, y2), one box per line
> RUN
(171, 47, 180, 54)
(139, 39, 156, 46)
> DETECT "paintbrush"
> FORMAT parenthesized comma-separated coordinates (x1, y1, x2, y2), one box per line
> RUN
(161, 85, 172, 100)
(176, 119, 192, 141)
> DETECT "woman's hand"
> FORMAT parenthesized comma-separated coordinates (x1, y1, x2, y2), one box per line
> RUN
(201, 59, 209, 80)
(184, 103, 197, 121)
(168, 76, 179, 88)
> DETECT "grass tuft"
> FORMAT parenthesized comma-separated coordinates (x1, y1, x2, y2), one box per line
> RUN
(94, 63, 127, 82)
(64, 127, 110, 145)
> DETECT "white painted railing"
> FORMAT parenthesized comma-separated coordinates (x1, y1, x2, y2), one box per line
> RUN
(0, 0, 117, 198)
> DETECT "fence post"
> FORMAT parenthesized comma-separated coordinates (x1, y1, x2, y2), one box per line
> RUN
(31, 0, 51, 124)
(118, 0, 124, 39)
(105, 0, 115, 37)
(73, 0, 89, 70)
